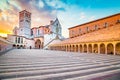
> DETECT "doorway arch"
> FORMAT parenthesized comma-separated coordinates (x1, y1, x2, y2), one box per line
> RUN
(35, 39, 41, 49)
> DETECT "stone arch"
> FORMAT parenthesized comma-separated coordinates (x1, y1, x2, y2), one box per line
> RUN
(66, 45, 69, 51)
(35, 39, 41, 49)
(93, 44, 98, 53)
(107, 43, 114, 55)
(17, 45, 20, 49)
(76, 45, 78, 52)
(13, 44, 16, 48)
(20, 45, 23, 49)
(72, 45, 75, 52)
(100, 43, 105, 54)
(79, 45, 82, 52)
(70, 45, 72, 52)
(63, 45, 66, 51)
(83, 44, 87, 53)
(116, 43, 120, 55)
(88, 44, 92, 53)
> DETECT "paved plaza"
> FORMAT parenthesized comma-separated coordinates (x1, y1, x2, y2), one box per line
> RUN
(0, 49, 120, 80)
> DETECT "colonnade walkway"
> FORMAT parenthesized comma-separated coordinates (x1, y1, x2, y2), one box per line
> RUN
(0, 49, 120, 80)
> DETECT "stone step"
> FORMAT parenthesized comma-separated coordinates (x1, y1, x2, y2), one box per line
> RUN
(0, 63, 99, 73)
(65, 69, 120, 80)
(1, 64, 119, 79)
(0, 62, 94, 69)
(0, 63, 108, 73)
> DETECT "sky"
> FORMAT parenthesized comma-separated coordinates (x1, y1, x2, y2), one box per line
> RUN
(0, 0, 120, 38)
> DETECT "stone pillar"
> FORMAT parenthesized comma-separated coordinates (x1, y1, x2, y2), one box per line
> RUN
(98, 44, 100, 54)
(92, 44, 94, 53)
(105, 45, 107, 54)
(74, 45, 76, 52)
(78, 45, 80, 52)
(82, 45, 84, 53)
(66, 46, 67, 52)
(87, 44, 89, 53)
(113, 44, 116, 55)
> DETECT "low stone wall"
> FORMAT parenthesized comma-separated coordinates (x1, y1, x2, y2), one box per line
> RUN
(0, 37, 13, 55)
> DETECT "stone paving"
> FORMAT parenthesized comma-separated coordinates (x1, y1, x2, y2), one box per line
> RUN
(0, 49, 120, 80)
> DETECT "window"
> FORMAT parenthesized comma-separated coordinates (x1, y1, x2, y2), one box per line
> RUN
(31, 30, 33, 35)
(21, 38, 23, 43)
(79, 29, 81, 33)
(117, 19, 120, 23)
(104, 22, 108, 27)
(95, 25, 98, 30)
(20, 20, 23, 22)
(72, 30, 74, 35)
(86, 27, 89, 32)
(18, 37, 20, 43)
(15, 37, 17, 43)
(38, 29, 39, 35)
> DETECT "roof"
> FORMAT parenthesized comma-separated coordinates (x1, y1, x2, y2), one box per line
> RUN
(19, 10, 31, 14)
(51, 24, 120, 45)
(69, 13, 120, 29)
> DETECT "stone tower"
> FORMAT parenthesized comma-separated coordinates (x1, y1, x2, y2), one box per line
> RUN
(19, 10, 31, 38)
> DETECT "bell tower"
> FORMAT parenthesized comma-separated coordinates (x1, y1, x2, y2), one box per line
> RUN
(19, 10, 31, 38)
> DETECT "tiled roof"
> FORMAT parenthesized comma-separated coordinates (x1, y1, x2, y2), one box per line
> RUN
(53, 24, 120, 45)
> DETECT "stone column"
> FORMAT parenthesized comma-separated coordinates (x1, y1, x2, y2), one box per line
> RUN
(78, 45, 80, 52)
(82, 45, 84, 53)
(87, 44, 89, 53)
(105, 44, 107, 54)
(98, 44, 100, 54)
(92, 44, 94, 53)
(113, 44, 116, 55)
(66, 46, 67, 52)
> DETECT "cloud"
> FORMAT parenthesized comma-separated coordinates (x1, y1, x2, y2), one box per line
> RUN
(0, 9, 2, 13)
(80, 12, 86, 19)
(39, 0, 44, 8)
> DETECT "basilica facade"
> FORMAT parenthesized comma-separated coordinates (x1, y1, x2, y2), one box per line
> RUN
(7, 10, 64, 49)
(49, 13, 120, 55)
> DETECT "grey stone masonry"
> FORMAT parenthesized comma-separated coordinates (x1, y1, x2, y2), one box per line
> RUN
(0, 49, 120, 80)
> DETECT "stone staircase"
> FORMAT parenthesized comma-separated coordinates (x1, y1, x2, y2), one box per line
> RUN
(0, 49, 120, 80)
